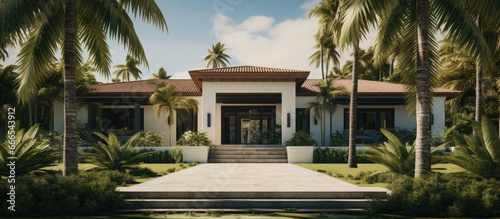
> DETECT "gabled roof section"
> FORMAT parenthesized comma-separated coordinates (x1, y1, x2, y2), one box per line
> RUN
(188, 66, 310, 89)
(298, 79, 461, 98)
(84, 79, 201, 97)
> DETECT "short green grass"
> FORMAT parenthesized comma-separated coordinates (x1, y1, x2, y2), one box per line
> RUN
(44, 163, 199, 184)
(296, 163, 464, 188)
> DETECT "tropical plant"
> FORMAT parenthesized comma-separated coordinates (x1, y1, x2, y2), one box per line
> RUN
(149, 85, 199, 146)
(438, 116, 500, 179)
(341, 47, 391, 81)
(152, 67, 171, 79)
(176, 131, 213, 147)
(113, 55, 143, 81)
(306, 77, 348, 146)
(84, 132, 157, 172)
(363, 129, 443, 176)
(203, 42, 231, 68)
(136, 131, 165, 147)
(339, 0, 494, 176)
(0, 123, 56, 177)
(285, 131, 318, 146)
(1, 0, 167, 175)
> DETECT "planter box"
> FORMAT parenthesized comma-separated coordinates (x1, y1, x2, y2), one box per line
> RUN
(182, 146, 209, 163)
(286, 146, 313, 163)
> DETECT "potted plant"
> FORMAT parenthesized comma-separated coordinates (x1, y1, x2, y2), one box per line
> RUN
(284, 131, 317, 163)
(177, 131, 212, 163)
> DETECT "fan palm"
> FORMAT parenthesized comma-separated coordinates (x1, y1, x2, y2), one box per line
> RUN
(113, 55, 143, 81)
(152, 67, 171, 79)
(0, 123, 56, 176)
(438, 116, 500, 179)
(85, 132, 156, 172)
(1, 0, 167, 175)
(150, 86, 199, 146)
(306, 78, 348, 146)
(339, 0, 494, 177)
(203, 42, 231, 68)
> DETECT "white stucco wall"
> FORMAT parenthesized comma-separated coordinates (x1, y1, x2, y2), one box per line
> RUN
(201, 81, 296, 145)
(53, 101, 89, 133)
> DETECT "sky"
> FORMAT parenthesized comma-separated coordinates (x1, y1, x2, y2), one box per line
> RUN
(1, 0, 380, 82)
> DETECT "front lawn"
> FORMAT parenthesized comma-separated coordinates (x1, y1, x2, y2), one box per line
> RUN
(296, 163, 464, 188)
(44, 163, 200, 184)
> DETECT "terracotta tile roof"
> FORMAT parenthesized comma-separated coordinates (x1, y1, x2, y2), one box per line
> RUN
(86, 79, 201, 96)
(298, 79, 461, 97)
(189, 66, 309, 73)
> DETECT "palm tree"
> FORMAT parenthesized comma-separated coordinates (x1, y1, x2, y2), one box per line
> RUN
(306, 78, 348, 146)
(203, 42, 231, 68)
(113, 55, 143, 81)
(152, 67, 171, 79)
(339, 0, 494, 177)
(1, 0, 167, 175)
(341, 47, 391, 81)
(150, 86, 198, 146)
(308, 0, 342, 80)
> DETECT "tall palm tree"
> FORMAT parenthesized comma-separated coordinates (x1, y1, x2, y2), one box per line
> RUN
(339, 0, 494, 177)
(306, 78, 348, 146)
(113, 55, 143, 81)
(342, 47, 391, 81)
(203, 42, 231, 68)
(308, 0, 342, 79)
(152, 67, 171, 79)
(1, 0, 168, 175)
(150, 85, 198, 146)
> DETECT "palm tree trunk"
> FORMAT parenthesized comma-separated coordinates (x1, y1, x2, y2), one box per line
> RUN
(321, 44, 325, 80)
(475, 17, 482, 123)
(63, 0, 79, 176)
(415, 0, 431, 177)
(348, 42, 359, 168)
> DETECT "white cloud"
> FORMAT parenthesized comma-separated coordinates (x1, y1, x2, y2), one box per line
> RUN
(213, 14, 324, 78)
(237, 16, 274, 32)
(172, 70, 190, 79)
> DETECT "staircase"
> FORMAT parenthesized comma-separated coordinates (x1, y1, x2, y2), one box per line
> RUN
(119, 189, 387, 212)
(208, 145, 287, 163)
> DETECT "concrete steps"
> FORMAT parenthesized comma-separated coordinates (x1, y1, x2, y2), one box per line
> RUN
(208, 145, 288, 163)
(119, 190, 387, 211)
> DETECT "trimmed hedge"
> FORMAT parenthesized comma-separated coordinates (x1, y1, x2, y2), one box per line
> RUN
(135, 149, 182, 163)
(369, 173, 500, 217)
(313, 148, 372, 163)
(1, 171, 131, 217)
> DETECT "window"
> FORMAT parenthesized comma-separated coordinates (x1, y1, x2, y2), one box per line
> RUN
(296, 108, 310, 132)
(93, 108, 144, 136)
(176, 110, 198, 140)
(344, 108, 394, 130)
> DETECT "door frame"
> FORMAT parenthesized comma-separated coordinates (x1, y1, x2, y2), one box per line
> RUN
(221, 106, 276, 144)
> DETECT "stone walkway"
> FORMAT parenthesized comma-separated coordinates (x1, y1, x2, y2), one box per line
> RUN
(117, 164, 388, 193)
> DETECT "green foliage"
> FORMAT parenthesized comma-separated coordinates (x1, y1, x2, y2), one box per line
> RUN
(0, 172, 129, 217)
(113, 55, 143, 81)
(136, 131, 165, 147)
(203, 42, 231, 68)
(129, 167, 159, 178)
(370, 174, 500, 217)
(135, 148, 183, 163)
(330, 131, 346, 146)
(313, 148, 371, 163)
(84, 132, 156, 172)
(176, 131, 213, 147)
(391, 127, 416, 145)
(439, 116, 500, 179)
(285, 131, 318, 146)
(266, 124, 282, 144)
(0, 123, 56, 176)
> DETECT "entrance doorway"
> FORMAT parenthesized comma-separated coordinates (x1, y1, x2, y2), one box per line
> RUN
(222, 106, 276, 144)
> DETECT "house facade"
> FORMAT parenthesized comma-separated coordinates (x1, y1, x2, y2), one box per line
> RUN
(53, 66, 460, 146)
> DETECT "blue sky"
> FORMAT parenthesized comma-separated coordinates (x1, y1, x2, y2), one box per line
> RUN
(2, 0, 378, 82)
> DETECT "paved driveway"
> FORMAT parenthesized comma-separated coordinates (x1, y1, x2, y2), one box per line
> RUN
(118, 164, 388, 193)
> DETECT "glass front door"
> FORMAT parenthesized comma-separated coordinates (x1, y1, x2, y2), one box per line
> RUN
(222, 106, 276, 144)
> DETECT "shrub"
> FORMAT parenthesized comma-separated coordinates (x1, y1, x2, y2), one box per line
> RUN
(80, 170, 136, 184)
(177, 131, 213, 147)
(313, 148, 371, 163)
(285, 131, 318, 146)
(391, 127, 416, 144)
(135, 131, 165, 147)
(0, 172, 129, 217)
(129, 167, 159, 178)
(330, 131, 346, 146)
(84, 132, 157, 172)
(135, 148, 183, 163)
(370, 174, 500, 217)
(438, 116, 500, 179)
(0, 123, 56, 177)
